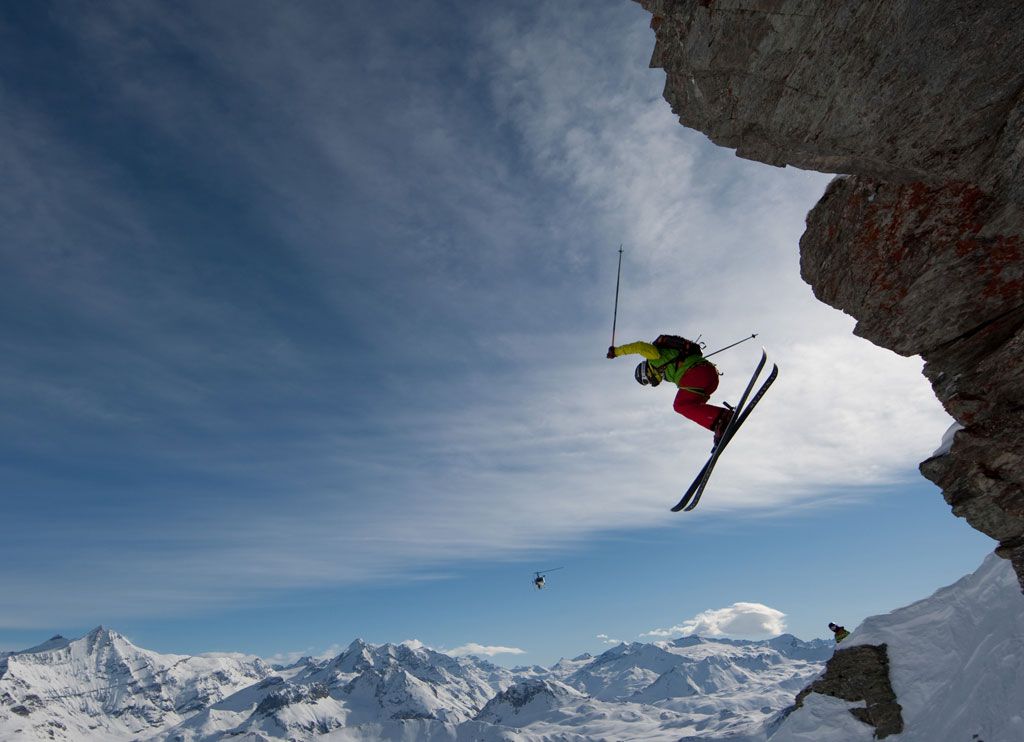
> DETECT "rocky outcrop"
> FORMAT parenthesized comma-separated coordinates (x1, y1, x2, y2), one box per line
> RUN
(801, 176, 1024, 586)
(636, 0, 1024, 202)
(792, 644, 903, 738)
(635, 0, 1024, 588)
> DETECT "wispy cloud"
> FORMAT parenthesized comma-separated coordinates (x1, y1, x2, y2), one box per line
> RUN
(447, 643, 526, 658)
(643, 603, 788, 639)
(261, 644, 348, 667)
(200, 651, 262, 661)
(596, 634, 622, 645)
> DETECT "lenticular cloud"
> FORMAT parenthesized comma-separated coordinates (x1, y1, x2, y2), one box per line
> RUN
(644, 602, 787, 639)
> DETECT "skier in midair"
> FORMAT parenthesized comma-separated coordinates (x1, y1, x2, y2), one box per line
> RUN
(607, 335, 733, 444)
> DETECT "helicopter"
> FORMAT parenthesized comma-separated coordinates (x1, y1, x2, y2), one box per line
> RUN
(533, 567, 564, 590)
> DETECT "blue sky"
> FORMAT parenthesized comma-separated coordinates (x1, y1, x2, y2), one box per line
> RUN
(0, 0, 992, 666)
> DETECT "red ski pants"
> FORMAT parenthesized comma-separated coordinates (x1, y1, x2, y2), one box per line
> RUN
(672, 362, 727, 430)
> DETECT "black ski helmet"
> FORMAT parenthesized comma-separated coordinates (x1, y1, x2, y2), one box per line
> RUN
(634, 361, 662, 387)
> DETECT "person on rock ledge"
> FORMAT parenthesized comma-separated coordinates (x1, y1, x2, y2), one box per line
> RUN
(607, 334, 733, 446)
(828, 622, 850, 643)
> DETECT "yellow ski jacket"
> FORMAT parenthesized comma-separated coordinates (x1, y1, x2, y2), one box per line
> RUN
(611, 341, 708, 385)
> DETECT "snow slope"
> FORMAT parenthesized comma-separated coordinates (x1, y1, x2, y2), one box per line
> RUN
(561, 635, 830, 704)
(476, 678, 588, 726)
(0, 626, 271, 740)
(772, 553, 1024, 742)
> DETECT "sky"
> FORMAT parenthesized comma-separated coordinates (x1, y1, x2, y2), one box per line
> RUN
(0, 0, 993, 667)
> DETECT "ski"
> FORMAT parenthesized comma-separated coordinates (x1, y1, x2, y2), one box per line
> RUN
(675, 362, 778, 512)
(671, 351, 777, 512)
(680, 363, 777, 512)
(670, 350, 768, 512)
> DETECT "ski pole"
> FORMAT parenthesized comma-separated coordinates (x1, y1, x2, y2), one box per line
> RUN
(704, 333, 758, 358)
(610, 245, 623, 347)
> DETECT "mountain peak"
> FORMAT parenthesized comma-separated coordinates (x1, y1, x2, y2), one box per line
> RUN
(84, 625, 120, 641)
(16, 634, 72, 656)
(670, 635, 706, 647)
(476, 678, 587, 726)
(345, 637, 370, 652)
(0, 625, 273, 739)
(81, 625, 129, 652)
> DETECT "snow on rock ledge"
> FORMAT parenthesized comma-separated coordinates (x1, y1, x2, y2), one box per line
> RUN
(772, 554, 1024, 741)
(789, 644, 902, 739)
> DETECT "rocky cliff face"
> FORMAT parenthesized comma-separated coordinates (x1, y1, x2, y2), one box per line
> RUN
(635, 0, 1024, 589)
(637, 0, 1024, 201)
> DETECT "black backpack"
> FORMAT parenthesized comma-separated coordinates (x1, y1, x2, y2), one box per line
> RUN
(652, 334, 702, 359)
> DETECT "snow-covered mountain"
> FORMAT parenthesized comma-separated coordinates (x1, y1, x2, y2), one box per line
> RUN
(0, 626, 271, 740)
(164, 639, 520, 740)
(772, 552, 1024, 742)
(11, 556, 1021, 742)
(0, 627, 831, 740)
(476, 678, 588, 726)
(560, 635, 831, 703)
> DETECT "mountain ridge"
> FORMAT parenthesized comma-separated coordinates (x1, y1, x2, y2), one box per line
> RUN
(0, 626, 829, 741)
(3, 555, 1017, 741)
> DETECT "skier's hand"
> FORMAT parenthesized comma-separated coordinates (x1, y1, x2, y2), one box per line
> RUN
(606, 346, 616, 359)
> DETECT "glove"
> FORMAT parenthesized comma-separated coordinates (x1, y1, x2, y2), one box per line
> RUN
(606, 346, 616, 359)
